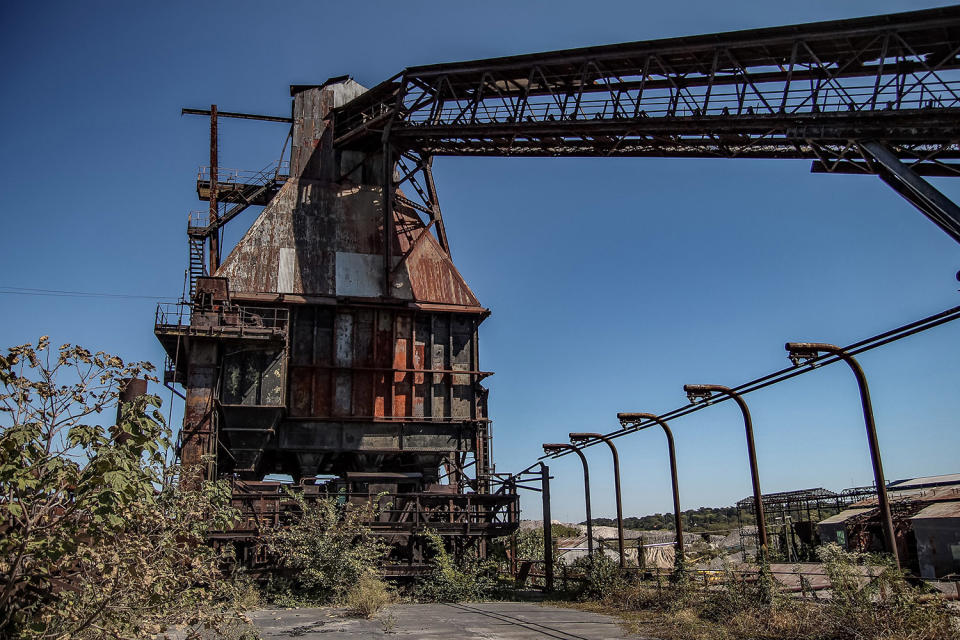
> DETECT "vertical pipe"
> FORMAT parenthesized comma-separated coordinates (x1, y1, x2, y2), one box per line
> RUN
(617, 413, 685, 558)
(381, 132, 394, 298)
(651, 417, 685, 557)
(571, 433, 626, 568)
(208, 104, 219, 275)
(541, 463, 554, 592)
(786, 343, 899, 569)
(683, 385, 769, 555)
(570, 447, 594, 559)
(848, 353, 900, 568)
(603, 439, 625, 569)
(729, 391, 769, 555)
(784, 342, 900, 569)
(510, 480, 518, 579)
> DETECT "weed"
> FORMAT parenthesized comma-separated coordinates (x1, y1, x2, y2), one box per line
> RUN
(379, 610, 398, 634)
(559, 545, 957, 640)
(346, 574, 393, 619)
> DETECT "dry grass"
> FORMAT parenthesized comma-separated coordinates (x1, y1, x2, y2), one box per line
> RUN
(549, 557, 959, 640)
(345, 574, 394, 619)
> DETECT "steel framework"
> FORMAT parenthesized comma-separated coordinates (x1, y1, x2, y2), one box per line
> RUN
(333, 6, 960, 243)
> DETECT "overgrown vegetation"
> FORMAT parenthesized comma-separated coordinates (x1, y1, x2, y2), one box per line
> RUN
(559, 544, 957, 640)
(0, 338, 255, 639)
(414, 530, 501, 602)
(345, 574, 394, 619)
(262, 493, 390, 608)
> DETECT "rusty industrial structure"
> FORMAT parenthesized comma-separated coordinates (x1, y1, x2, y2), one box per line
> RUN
(157, 6, 960, 573)
(157, 79, 519, 574)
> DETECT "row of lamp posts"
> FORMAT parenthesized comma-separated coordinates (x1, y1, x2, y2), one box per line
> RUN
(539, 341, 900, 574)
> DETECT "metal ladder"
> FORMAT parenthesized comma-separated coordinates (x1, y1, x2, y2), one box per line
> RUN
(188, 236, 207, 298)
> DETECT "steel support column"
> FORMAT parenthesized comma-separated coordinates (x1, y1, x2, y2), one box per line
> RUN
(616, 413, 685, 558)
(684, 384, 769, 555)
(786, 342, 900, 569)
(541, 462, 554, 591)
(570, 432, 626, 569)
(543, 443, 593, 559)
(208, 104, 219, 275)
(860, 140, 960, 244)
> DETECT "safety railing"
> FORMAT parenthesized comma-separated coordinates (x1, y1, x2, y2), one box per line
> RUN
(155, 302, 191, 329)
(197, 160, 290, 185)
(402, 78, 960, 127)
(222, 483, 519, 534)
(154, 303, 290, 338)
(187, 210, 208, 231)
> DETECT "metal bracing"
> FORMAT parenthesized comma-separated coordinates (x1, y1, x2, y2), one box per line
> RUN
(334, 7, 960, 170)
(859, 140, 960, 243)
(390, 149, 452, 258)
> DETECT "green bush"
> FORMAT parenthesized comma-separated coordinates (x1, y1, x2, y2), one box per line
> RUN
(569, 553, 627, 601)
(414, 531, 499, 602)
(815, 543, 955, 639)
(0, 338, 253, 639)
(262, 493, 389, 606)
(346, 574, 394, 618)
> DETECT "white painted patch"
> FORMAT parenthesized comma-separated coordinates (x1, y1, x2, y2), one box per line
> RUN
(335, 252, 382, 297)
(277, 248, 296, 293)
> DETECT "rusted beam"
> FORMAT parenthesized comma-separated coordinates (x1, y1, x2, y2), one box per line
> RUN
(208, 105, 219, 275)
(182, 107, 293, 123)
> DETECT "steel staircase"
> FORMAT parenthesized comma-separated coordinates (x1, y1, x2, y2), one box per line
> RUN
(188, 236, 207, 297)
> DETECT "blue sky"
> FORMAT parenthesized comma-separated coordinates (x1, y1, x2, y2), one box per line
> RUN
(2, 1, 959, 522)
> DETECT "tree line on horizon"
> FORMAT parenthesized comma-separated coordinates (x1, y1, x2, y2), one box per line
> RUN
(583, 505, 756, 533)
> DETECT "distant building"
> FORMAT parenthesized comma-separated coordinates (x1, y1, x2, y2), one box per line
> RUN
(815, 473, 960, 578)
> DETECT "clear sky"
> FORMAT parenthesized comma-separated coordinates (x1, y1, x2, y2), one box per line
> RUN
(3, 1, 959, 523)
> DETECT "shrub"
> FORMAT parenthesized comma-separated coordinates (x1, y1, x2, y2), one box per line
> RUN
(346, 574, 394, 618)
(262, 493, 389, 606)
(578, 545, 957, 640)
(414, 530, 499, 602)
(569, 553, 627, 601)
(0, 337, 253, 639)
(816, 543, 955, 640)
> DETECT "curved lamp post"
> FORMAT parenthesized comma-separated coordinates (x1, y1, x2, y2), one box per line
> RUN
(569, 432, 625, 568)
(617, 412, 684, 557)
(785, 342, 900, 569)
(543, 443, 594, 559)
(683, 384, 769, 555)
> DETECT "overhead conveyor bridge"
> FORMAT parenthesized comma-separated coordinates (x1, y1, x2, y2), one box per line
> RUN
(332, 6, 960, 242)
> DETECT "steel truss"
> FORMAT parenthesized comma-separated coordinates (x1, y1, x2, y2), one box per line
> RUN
(334, 6, 960, 245)
(334, 7, 960, 165)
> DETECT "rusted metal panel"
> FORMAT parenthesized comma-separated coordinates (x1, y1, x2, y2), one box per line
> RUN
(287, 305, 485, 422)
(278, 421, 473, 453)
(167, 79, 514, 572)
(396, 209, 481, 307)
(221, 348, 284, 406)
(217, 179, 477, 306)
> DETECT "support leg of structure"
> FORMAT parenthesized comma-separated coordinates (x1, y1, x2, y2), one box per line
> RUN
(208, 105, 220, 274)
(860, 140, 960, 244)
(541, 463, 554, 592)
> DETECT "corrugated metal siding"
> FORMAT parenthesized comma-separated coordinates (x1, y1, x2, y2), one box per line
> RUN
(288, 305, 483, 421)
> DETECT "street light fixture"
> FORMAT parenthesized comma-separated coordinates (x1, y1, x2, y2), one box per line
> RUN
(683, 384, 769, 555)
(617, 413, 685, 558)
(570, 432, 625, 568)
(543, 443, 594, 559)
(785, 342, 900, 569)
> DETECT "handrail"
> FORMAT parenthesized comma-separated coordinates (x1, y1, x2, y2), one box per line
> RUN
(154, 303, 290, 335)
(197, 160, 290, 185)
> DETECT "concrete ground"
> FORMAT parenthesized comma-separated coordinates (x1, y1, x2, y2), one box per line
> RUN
(250, 602, 652, 639)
